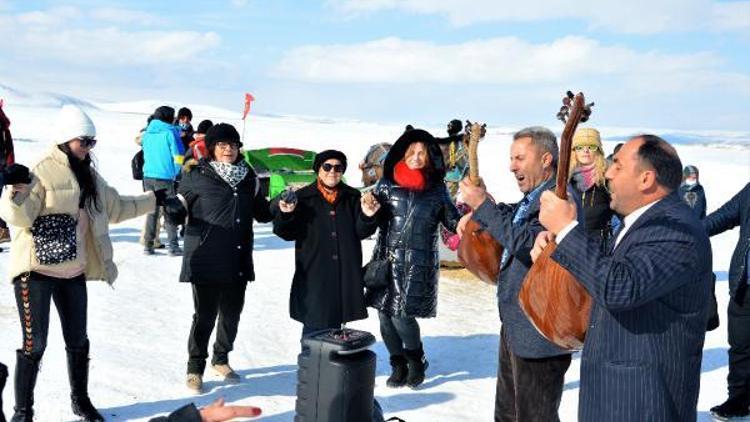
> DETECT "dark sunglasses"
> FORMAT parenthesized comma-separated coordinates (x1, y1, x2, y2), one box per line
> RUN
(78, 136, 97, 148)
(321, 163, 344, 173)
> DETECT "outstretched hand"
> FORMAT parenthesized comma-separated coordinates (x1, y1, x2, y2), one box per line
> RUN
(361, 192, 381, 217)
(200, 397, 262, 422)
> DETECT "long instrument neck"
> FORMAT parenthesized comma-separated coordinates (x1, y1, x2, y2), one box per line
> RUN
(555, 96, 585, 199)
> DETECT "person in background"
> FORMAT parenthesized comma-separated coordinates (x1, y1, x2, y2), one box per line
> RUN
(706, 183, 750, 419)
(141, 105, 183, 256)
(0, 100, 16, 245)
(366, 128, 461, 389)
(569, 128, 613, 240)
(184, 119, 213, 165)
(176, 107, 194, 152)
(165, 123, 274, 393)
(0, 105, 162, 422)
(679, 165, 707, 220)
(274, 150, 379, 341)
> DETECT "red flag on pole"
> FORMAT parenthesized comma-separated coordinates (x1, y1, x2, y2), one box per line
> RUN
(242, 93, 255, 120)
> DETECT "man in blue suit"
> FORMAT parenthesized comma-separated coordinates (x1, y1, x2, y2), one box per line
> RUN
(705, 183, 750, 419)
(459, 126, 576, 422)
(532, 135, 712, 421)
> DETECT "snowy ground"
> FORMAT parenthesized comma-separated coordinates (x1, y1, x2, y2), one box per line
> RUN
(0, 91, 749, 421)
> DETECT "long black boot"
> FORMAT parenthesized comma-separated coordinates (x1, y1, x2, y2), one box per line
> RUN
(11, 351, 40, 422)
(67, 342, 104, 422)
(1, 361, 8, 422)
(386, 355, 408, 388)
(404, 345, 429, 389)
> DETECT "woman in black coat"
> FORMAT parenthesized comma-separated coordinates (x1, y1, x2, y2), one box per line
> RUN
(569, 128, 613, 240)
(169, 123, 273, 393)
(365, 128, 461, 389)
(274, 150, 379, 338)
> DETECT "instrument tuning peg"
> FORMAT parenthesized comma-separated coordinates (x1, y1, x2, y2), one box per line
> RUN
(566, 91, 575, 99)
(562, 97, 571, 107)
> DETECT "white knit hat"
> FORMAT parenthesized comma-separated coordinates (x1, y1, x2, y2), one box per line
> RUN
(53, 105, 96, 144)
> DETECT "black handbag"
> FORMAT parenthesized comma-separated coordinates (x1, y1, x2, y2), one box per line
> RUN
(363, 205, 415, 290)
(30, 213, 78, 265)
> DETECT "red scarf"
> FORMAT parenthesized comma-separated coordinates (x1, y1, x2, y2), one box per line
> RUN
(317, 179, 339, 204)
(394, 160, 427, 191)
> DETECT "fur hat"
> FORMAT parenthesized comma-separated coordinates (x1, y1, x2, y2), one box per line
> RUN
(313, 150, 347, 173)
(205, 123, 242, 151)
(572, 127, 602, 150)
(53, 105, 96, 144)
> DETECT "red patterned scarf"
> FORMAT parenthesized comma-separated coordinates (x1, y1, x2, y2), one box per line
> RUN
(394, 160, 427, 191)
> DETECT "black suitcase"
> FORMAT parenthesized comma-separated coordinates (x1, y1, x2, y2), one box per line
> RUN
(295, 328, 377, 422)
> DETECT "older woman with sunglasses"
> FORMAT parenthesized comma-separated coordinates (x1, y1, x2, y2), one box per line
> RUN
(163, 123, 274, 393)
(274, 150, 380, 341)
(569, 127, 614, 240)
(0, 105, 160, 421)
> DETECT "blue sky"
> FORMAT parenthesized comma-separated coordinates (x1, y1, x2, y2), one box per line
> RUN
(1, 0, 749, 130)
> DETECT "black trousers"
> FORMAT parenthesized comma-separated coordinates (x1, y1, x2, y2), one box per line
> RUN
(13, 272, 88, 357)
(495, 328, 571, 422)
(187, 282, 247, 374)
(727, 286, 750, 400)
(378, 311, 422, 356)
(143, 178, 178, 248)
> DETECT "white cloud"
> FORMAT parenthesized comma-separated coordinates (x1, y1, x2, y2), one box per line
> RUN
(0, 8, 220, 65)
(274, 36, 750, 96)
(328, 0, 749, 34)
(89, 7, 162, 26)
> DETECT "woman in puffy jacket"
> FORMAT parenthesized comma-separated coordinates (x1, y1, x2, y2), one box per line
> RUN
(0, 105, 159, 422)
(166, 123, 273, 393)
(365, 128, 460, 389)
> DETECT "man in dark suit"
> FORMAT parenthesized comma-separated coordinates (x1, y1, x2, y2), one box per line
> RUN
(532, 135, 712, 421)
(459, 126, 576, 422)
(705, 183, 750, 419)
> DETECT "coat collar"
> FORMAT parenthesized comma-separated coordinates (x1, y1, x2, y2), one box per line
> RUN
(297, 181, 358, 199)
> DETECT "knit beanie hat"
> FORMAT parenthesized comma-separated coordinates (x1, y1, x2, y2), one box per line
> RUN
(313, 150, 347, 173)
(53, 105, 96, 144)
(205, 123, 242, 151)
(572, 127, 602, 150)
(152, 106, 175, 123)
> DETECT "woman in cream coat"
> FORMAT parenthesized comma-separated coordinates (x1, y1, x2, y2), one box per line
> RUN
(0, 105, 160, 422)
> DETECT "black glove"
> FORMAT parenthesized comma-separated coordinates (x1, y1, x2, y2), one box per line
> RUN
(164, 196, 187, 226)
(2, 164, 31, 185)
(153, 189, 168, 206)
(279, 188, 298, 205)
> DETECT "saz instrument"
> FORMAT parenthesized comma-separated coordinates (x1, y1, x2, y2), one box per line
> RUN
(518, 91, 594, 350)
(457, 122, 504, 284)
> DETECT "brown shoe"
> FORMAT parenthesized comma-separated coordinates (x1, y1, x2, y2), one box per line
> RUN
(212, 363, 241, 383)
(186, 373, 203, 393)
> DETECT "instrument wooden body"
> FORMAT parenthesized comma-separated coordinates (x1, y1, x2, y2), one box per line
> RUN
(518, 92, 594, 350)
(457, 122, 504, 285)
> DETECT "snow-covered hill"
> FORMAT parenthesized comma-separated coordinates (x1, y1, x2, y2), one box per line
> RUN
(0, 88, 748, 421)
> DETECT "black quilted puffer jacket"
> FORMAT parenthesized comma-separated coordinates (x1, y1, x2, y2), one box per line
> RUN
(365, 129, 461, 318)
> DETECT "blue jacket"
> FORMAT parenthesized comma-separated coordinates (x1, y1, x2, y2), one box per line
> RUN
(142, 120, 183, 181)
(552, 193, 712, 421)
(705, 182, 750, 297)
(472, 177, 580, 359)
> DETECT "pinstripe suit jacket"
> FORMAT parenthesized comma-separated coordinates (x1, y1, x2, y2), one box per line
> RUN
(552, 192, 712, 422)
